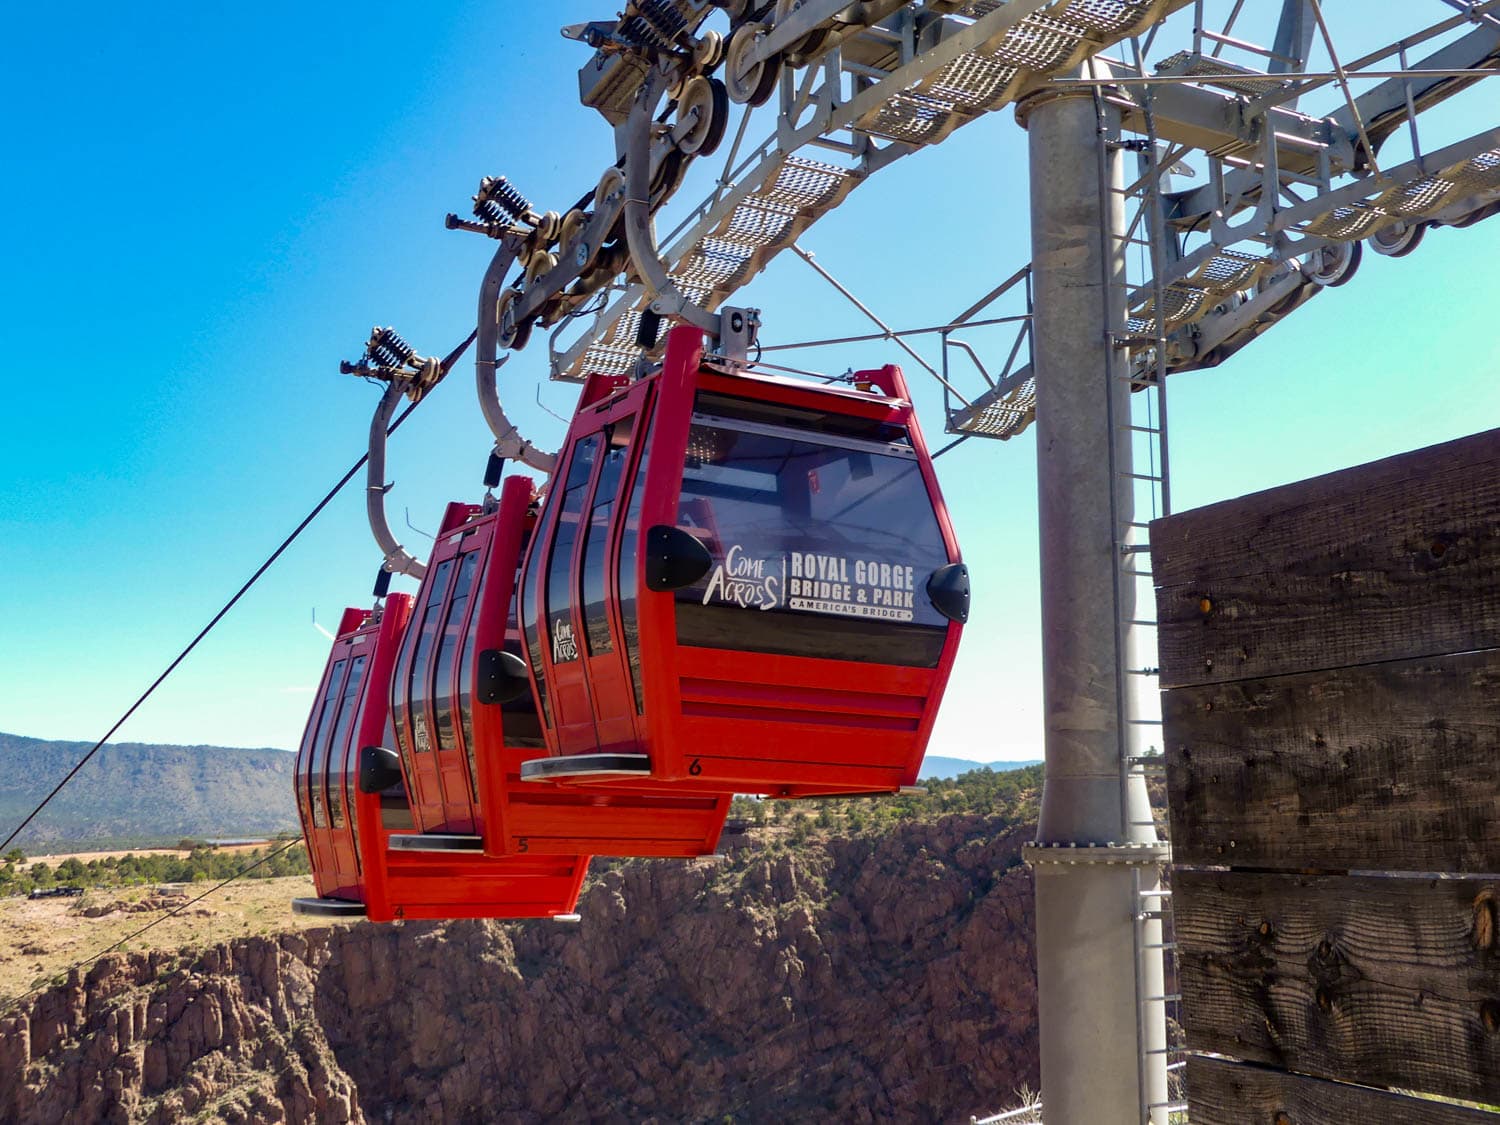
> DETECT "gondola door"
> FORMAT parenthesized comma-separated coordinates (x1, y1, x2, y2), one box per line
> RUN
(307, 637, 369, 896)
(394, 508, 487, 834)
(522, 383, 653, 757)
(392, 556, 455, 829)
(322, 638, 368, 894)
(428, 529, 486, 833)
(298, 652, 347, 895)
(576, 392, 650, 751)
(526, 432, 602, 755)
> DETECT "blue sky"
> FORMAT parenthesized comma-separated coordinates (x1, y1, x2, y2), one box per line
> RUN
(2, 3, 1496, 762)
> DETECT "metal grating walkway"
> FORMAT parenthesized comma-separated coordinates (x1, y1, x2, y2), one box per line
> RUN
(560, 0, 1190, 385)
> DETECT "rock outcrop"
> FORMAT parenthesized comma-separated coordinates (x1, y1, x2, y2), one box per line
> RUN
(1, 815, 1038, 1123)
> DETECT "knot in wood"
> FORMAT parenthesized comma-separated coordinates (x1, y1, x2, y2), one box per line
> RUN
(1481, 999, 1500, 1034)
(1274, 1113, 1293, 1125)
(1472, 888, 1498, 951)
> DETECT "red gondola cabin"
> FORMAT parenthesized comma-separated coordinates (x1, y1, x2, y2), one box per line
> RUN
(516, 324, 968, 797)
(292, 595, 589, 921)
(376, 475, 730, 858)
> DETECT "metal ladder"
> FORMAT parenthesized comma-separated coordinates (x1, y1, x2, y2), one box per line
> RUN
(1093, 39, 1184, 1125)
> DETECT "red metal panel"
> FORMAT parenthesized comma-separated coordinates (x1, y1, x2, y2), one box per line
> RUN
(470, 475, 534, 857)
(636, 326, 705, 781)
(348, 593, 412, 917)
(456, 470, 731, 860)
(523, 323, 966, 797)
(300, 588, 595, 923)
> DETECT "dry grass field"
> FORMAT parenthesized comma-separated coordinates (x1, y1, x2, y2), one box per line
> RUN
(16, 841, 271, 870)
(0, 873, 354, 1005)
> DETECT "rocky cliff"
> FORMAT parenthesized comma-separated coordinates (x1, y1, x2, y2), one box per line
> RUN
(1, 815, 1037, 1123)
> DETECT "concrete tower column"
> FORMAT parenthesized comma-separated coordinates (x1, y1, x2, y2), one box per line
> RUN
(1019, 72, 1169, 1125)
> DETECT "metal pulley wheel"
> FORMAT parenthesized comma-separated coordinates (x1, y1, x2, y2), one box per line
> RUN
(694, 29, 725, 70)
(1254, 261, 1304, 318)
(559, 208, 599, 272)
(774, 0, 829, 60)
(534, 210, 562, 243)
(651, 149, 690, 205)
(724, 22, 779, 107)
(497, 288, 533, 352)
(578, 242, 629, 294)
(675, 76, 729, 156)
(1305, 240, 1362, 287)
(1368, 219, 1426, 258)
(594, 167, 626, 210)
(526, 250, 564, 330)
(525, 250, 558, 289)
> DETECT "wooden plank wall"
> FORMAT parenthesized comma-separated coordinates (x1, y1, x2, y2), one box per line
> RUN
(1151, 427, 1500, 1122)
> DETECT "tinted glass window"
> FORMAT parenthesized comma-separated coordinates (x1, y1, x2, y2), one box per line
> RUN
(433, 550, 480, 767)
(581, 419, 633, 655)
(407, 558, 456, 755)
(295, 669, 325, 827)
(673, 417, 951, 666)
(520, 504, 553, 727)
(347, 785, 360, 872)
(388, 592, 421, 760)
(544, 434, 600, 666)
(616, 423, 653, 712)
(458, 560, 487, 799)
(308, 658, 347, 829)
(325, 654, 367, 829)
(499, 560, 546, 748)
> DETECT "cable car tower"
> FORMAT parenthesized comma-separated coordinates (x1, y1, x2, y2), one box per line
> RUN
(310, 2, 1499, 1122)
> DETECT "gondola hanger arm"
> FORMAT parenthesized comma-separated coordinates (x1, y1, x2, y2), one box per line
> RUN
(622, 96, 721, 335)
(340, 324, 480, 581)
(475, 235, 559, 474)
(364, 382, 427, 581)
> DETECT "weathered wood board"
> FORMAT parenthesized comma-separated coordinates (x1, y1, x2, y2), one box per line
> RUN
(1186, 1056, 1500, 1124)
(1150, 427, 1500, 688)
(1176, 869, 1500, 1105)
(1163, 649, 1500, 870)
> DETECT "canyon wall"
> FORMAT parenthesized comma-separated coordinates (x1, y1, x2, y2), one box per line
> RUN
(1, 814, 1038, 1123)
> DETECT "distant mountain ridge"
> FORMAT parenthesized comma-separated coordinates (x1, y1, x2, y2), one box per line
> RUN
(0, 732, 297, 851)
(0, 733, 1034, 852)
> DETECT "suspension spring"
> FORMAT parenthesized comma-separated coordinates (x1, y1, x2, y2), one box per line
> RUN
(473, 175, 531, 224)
(367, 326, 416, 369)
(622, 0, 687, 51)
(639, 0, 688, 40)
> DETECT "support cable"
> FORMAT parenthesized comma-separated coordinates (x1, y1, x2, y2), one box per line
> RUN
(1307, 0, 1384, 180)
(3, 838, 301, 1014)
(789, 244, 974, 404)
(0, 330, 476, 855)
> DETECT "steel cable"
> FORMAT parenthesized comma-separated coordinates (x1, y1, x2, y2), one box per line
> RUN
(0, 328, 476, 854)
(2, 838, 302, 1014)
